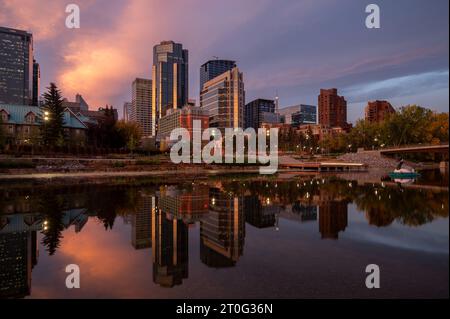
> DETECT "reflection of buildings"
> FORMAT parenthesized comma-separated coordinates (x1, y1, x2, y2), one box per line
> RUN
(158, 185, 209, 223)
(244, 195, 277, 228)
(200, 188, 244, 267)
(152, 197, 189, 288)
(292, 202, 318, 222)
(0, 209, 89, 298)
(0, 214, 40, 298)
(318, 201, 348, 239)
(0, 231, 36, 298)
(131, 195, 154, 249)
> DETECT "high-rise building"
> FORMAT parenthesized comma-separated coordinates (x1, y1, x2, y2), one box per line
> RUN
(200, 67, 245, 134)
(244, 98, 280, 129)
(131, 78, 153, 137)
(123, 102, 132, 122)
(291, 104, 317, 127)
(318, 88, 347, 128)
(365, 100, 395, 123)
(32, 59, 40, 106)
(0, 27, 34, 105)
(152, 41, 188, 135)
(200, 59, 236, 92)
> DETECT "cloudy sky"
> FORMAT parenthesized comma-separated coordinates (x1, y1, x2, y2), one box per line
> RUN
(0, 0, 448, 122)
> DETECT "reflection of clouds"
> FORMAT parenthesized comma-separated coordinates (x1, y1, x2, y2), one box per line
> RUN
(346, 205, 449, 254)
(31, 218, 156, 298)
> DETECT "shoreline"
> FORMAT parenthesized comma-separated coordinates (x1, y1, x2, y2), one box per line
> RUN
(0, 167, 447, 193)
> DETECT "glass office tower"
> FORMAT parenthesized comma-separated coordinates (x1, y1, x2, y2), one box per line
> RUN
(152, 41, 188, 136)
(291, 104, 317, 126)
(200, 67, 245, 134)
(0, 27, 34, 105)
(200, 59, 236, 92)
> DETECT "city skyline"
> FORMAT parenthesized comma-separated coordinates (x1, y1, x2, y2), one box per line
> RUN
(0, 0, 447, 124)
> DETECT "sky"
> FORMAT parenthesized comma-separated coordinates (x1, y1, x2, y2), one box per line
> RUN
(0, 0, 448, 123)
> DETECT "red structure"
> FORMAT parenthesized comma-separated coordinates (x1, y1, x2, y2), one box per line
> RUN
(318, 88, 348, 129)
(364, 100, 395, 123)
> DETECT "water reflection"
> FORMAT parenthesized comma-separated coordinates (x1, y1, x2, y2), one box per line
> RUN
(0, 175, 448, 298)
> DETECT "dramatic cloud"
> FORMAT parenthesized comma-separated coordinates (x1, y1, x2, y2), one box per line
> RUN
(0, 0, 448, 120)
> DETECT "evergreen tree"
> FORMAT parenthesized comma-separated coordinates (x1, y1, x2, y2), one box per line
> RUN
(40, 83, 66, 147)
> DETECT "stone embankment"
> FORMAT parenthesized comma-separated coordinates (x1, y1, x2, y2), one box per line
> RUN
(337, 150, 415, 169)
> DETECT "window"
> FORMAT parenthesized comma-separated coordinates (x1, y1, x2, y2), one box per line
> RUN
(25, 112, 35, 124)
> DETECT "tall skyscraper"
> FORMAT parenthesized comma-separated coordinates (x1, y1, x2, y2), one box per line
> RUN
(200, 59, 236, 92)
(32, 59, 40, 106)
(318, 88, 347, 128)
(0, 27, 34, 105)
(200, 67, 245, 134)
(244, 98, 279, 129)
(152, 41, 188, 136)
(123, 102, 132, 122)
(365, 100, 395, 123)
(131, 78, 153, 137)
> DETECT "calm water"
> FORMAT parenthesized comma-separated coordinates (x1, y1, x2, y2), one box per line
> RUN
(0, 172, 448, 299)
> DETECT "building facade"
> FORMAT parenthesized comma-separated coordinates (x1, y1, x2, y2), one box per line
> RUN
(0, 104, 87, 145)
(157, 105, 209, 150)
(32, 60, 40, 106)
(364, 100, 395, 123)
(200, 67, 245, 134)
(131, 78, 153, 137)
(123, 102, 132, 122)
(291, 104, 317, 127)
(0, 27, 35, 105)
(152, 41, 188, 136)
(318, 88, 347, 128)
(297, 124, 345, 141)
(244, 98, 279, 130)
(62, 94, 90, 114)
(200, 59, 236, 92)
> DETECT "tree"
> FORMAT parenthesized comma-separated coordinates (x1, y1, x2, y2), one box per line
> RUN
(40, 83, 66, 147)
(427, 112, 449, 144)
(381, 105, 433, 146)
(87, 105, 119, 149)
(115, 120, 143, 152)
